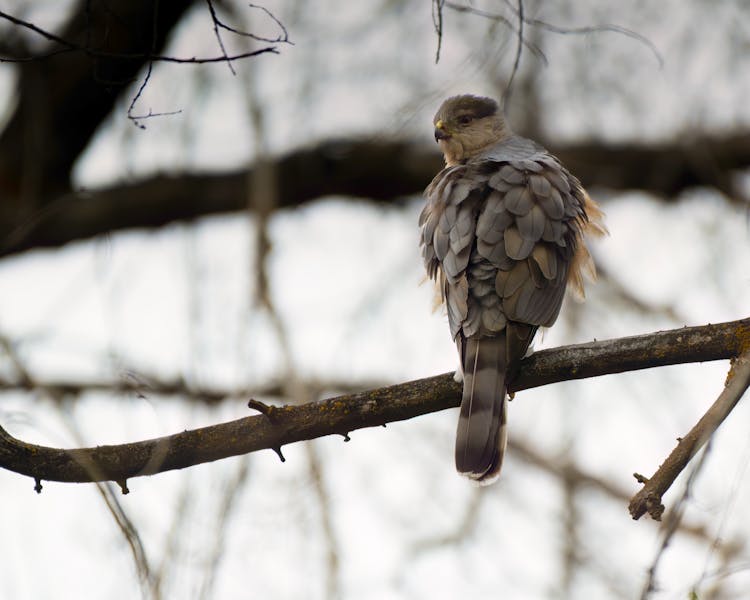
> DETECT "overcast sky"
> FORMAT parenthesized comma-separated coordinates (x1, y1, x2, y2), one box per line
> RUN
(1, 1, 750, 599)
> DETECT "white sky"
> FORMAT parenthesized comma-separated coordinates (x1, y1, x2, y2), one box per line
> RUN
(1, 1, 750, 599)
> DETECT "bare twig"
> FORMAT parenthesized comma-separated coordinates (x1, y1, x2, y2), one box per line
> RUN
(0, 9, 78, 52)
(629, 350, 750, 521)
(692, 435, 750, 597)
(246, 3, 291, 43)
(432, 0, 446, 63)
(520, 16, 663, 69)
(153, 478, 193, 599)
(0, 336, 33, 388)
(208, 2, 291, 45)
(460, 0, 662, 67)
(640, 441, 713, 599)
(597, 263, 685, 323)
(206, 0, 237, 76)
(502, 0, 524, 110)
(122, 48, 280, 64)
(410, 488, 483, 553)
(0, 9, 280, 65)
(0, 4, 278, 126)
(444, 2, 546, 64)
(511, 438, 725, 549)
(0, 334, 157, 598)
(0, 318, 747, 487)
(198, 457, 251, 600)
(125, 1, 183, 128)
(306, 442, 341, 599)
(95, 480, 156, 599)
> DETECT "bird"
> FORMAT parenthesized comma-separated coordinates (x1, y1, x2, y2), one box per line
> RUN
(419, 94, 606, 484)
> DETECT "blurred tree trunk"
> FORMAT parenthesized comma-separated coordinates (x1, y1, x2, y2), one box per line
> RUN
(2, 134, 749, 258)
(0, 0, 196, 225)
(1, 1, 749, 259)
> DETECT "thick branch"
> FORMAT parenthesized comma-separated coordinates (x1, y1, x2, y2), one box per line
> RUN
(0, 318, 747, 487)
(629, 350, 750, 521)
(0, 376, 387, 406)
(0, 140, 436, 257)
(2, 132, 750, 258)
(0, 1, 195, 207)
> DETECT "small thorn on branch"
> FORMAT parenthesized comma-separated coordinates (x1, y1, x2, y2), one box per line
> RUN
(248, 398, 278, 422)
(633, 472, 649, 484)
(272, 446, 286, 462)
(117, 480, 130, 495)
(33, 477, 42, 494)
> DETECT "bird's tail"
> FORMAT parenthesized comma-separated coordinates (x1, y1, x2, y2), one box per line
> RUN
(455, 336, 508, 484)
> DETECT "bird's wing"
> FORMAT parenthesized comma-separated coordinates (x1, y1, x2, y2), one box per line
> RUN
(420, 164, 477, 339)
(481, 153, 586, 330)
(421, 148, 589, 337)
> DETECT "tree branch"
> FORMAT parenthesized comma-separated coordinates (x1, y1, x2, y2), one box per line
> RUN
(0, 1, 196, 208)
(0, 318, 747, 490)
(0, 9, 280, 65)
(0, 375, 387, 406)
(453, 0, 664, 67)
(511, 438, 735, 551)
(0, 1, 286, 215)
(629, 349, 750, 521)
(2, 132, 749, 258)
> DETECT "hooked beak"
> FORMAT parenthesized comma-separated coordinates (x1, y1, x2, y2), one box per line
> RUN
(434, 120, 451, 142)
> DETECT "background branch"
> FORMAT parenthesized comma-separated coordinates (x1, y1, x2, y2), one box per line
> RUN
(0, 1, 195, 209)
(0, 0, 285, 228)
(2, 132, 748, 258)
(629, 350, 750, 521)
(0, 318, 746, 488)
(0, 370, 389, 406)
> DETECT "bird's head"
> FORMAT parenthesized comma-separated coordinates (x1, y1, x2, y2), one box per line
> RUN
(433, 95, 511, 165)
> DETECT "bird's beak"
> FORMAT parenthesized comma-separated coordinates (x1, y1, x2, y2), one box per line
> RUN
(434, 120, 451, 142)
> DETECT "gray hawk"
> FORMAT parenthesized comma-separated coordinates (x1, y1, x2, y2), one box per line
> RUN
(419, 94, 606, 483)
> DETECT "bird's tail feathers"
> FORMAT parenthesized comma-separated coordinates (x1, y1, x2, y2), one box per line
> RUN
(455, 336, 508, 484)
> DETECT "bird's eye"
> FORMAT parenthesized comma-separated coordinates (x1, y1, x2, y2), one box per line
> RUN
(457, 115, 472, 125)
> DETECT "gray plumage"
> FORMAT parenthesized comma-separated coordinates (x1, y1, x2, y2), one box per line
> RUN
(422, 95, 600, 483)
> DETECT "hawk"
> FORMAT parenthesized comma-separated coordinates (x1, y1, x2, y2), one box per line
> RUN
(419, 95, 606, 483)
